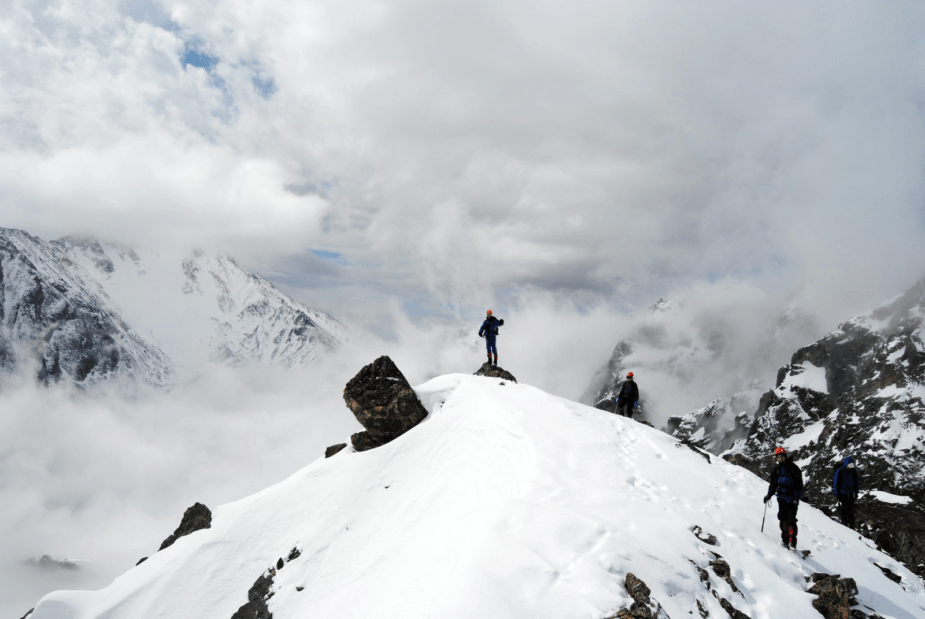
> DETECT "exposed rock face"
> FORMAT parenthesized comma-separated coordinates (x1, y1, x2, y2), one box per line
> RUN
(159, 503, 212, 551)
(473, 362, 517, 382)
(343, 356, 429, 452)
(807, 573, 859, 619)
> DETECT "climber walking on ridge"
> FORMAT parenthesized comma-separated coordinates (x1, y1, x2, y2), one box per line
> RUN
(615, 372, 639, 418)
(478, 310, 504, 366)
(764, 447, 805, 549)
(833, 456, 860, 530)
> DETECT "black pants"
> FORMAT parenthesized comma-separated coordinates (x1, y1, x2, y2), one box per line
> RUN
(837, 494, 856, 529)
(778, 500, 799, 546)
(617, 402, 634, 418)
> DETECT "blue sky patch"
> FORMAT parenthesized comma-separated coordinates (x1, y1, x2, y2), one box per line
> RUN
(182, 47, 218, 70)
(253, 76, 277, 99)
(311, 250, 348, 265)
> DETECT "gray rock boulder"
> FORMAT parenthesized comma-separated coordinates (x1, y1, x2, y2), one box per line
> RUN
(343, 356, 429, 452)
(473, 362, 517, 382)
(158, 502, 212, 551)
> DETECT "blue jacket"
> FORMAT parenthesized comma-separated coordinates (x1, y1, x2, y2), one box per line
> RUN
(767, 457, 804, 503)
(833, 457, 859, 496)
(479, 316, 503, 340)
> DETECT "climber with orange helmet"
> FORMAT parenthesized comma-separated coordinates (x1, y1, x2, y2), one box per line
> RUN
(615, 371, 639, 418)
(763, 446, 805, 549)
(478, 310, 504, 366)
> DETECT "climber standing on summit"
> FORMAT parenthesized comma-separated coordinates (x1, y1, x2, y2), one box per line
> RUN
(615, 372, 639, 418)
(764, 447, 805, 549)
(833, 456, 860, 530)
(478, 310, 504, 366)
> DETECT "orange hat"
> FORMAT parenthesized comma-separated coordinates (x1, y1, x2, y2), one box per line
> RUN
(486, 309, 492, 315)
(626, 372, 634, 378)
(774, 447, 786, 455)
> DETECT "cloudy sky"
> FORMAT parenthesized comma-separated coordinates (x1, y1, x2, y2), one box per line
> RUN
(2, 0, 924, 325)
(2, 0, 925, 614)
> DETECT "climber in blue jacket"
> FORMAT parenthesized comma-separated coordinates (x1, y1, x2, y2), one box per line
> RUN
(764, 447, 805, 549)
(478, 310, 504, 366)
(833, 456, 860, 529)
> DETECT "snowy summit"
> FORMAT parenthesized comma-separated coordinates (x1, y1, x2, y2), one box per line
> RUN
(25, 372, 924, 618)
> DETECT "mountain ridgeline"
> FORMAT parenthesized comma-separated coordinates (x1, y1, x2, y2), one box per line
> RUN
(0, 227, 346, 388)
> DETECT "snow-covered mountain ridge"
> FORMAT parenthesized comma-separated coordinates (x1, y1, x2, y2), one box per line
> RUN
(25, 373, 925, 618)
(0, 227, 346, 387)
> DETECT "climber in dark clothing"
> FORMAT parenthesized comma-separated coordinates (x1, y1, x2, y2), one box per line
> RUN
(478, 310, 504, 366)
(833, 456, 860, 529)
(764, 447, 804, 549)
(615, 372, 639, 418)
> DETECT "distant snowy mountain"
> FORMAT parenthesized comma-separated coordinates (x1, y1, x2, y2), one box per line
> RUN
(23, 373, 925, 618)
(0, 228, 346, 387)
(0, 228, 173, 387)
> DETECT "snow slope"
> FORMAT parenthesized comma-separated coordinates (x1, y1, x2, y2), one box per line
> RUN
(28, 375, 925, 618)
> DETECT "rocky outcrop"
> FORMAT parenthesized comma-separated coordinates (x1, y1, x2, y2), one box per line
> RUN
(691, 525, 719, 546)
(230, 547, 301, 619)
(807, 573, 859, 619)
(230, 567, 275, 619)
(343, 356, 429, 452)
(473, 362, 517, 382)
(158, 503, 212, 551)
(606, 573, 671, 618)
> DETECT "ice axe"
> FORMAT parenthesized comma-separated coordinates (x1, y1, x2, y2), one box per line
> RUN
(761, 498, 769, 532)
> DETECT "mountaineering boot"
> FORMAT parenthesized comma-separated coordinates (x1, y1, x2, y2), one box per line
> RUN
(487, 354, 492, 365)
(493, 353, 498, 366)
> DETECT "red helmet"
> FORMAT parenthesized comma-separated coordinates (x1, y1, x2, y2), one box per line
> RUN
(626, 372, 634, 378)
(486, 309, 492, 315)
(774, 447, 786, 456)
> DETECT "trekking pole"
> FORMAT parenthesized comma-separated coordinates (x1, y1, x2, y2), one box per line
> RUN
(760, 500, 768, 533)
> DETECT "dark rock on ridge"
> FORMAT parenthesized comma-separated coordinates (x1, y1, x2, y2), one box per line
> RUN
(230, 568, 274, 619)
(473, 362, 517, 382)
(691, 525, 719, 546)
(343, 356, 429, 452)
(324, 443, 347, 458)
(808, 573, 858, 619)
(230, 547, 301, 619)
(606, 573, 670, 618)
(158, 502, 212, 551)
